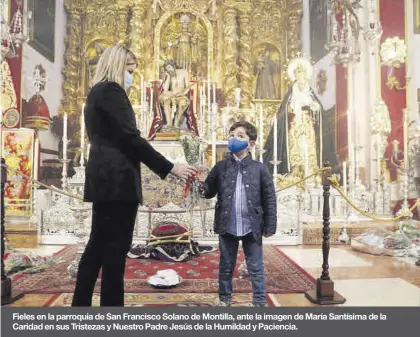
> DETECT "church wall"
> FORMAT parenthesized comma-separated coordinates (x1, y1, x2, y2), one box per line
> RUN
(406, 0, 420, 122)
(21, 0, 67, 161)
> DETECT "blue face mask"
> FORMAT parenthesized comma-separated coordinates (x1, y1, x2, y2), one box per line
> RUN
(125, 71, 133, 90)
(228, 137, 249, 153)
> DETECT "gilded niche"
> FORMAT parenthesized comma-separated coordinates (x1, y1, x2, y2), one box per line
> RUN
(60, 0, 302, 140)
(157, 13, 209, 80)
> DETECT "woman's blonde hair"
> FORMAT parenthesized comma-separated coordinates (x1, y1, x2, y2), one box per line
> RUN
(91, 45, 137, 88)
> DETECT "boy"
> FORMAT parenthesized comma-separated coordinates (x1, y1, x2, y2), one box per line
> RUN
(198, 121, 277, 307)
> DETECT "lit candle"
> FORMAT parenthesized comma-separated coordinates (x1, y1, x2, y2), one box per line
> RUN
(212, 104, 218, 167)
(200, 84, 204, 136)
(224, 104, 230, 137)
(343, 161, 347, 193)
(235, 88, 241, 108)
(273, 116, 278, 175)
(149, 83, 154, 133)
(347, 109, 352, 161)
(81, 104, 85, 165)
(143, 81, 147, 116)
(304, 138, 309, 176)
(33, 139, 39, 181)
(63, 113, 68, 161)
(392, 139, 399, 158)
(141, 76, 144, 113)
(259, 105, 264, 162)
(212, 83, 216, 104)
(207, 80, 211, 111)
(403, 109, 408, 170)
(377, 134, 381, 188)
(87, 143, 91, 160)
(251, 138, 256, 159)
(207, 80, 211, 137)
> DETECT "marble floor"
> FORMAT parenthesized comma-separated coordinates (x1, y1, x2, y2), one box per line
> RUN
(272, 246, 420, 307)
(6, 244, 420, 307)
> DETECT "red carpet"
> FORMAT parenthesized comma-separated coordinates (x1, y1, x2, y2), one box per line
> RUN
(12, 245, 315, 294)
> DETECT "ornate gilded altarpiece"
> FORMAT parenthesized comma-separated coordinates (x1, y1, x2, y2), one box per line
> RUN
(61, 0, 302, 138)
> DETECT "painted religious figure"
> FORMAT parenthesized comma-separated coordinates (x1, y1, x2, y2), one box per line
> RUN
(310, 0, 329, 63)
(85, 41, 107, 93)
(254, 48, 280, 99)
(28, 0, 56, 62)
(263, 56, 338, 177)
(172, 14, 199, 74)
(1, 130, 35, 217)
(148, 60, 198, 139)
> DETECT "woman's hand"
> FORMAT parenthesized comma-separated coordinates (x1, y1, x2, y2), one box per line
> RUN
(170, 163, 197, 180)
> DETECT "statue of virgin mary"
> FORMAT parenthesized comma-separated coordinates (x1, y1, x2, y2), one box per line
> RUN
(263, 56, 338, 177)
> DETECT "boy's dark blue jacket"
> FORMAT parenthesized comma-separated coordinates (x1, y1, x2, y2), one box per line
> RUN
(200, 153, 277, 243)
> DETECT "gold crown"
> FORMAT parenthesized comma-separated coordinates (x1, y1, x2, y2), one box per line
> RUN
(293, 63, 307, 75)
(286, 54, 313, 82)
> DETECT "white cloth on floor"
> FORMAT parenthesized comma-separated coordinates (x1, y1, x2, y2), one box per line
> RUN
(148, 269, 181, 287)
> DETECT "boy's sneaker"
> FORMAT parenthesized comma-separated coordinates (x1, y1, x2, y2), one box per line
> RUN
(216, 301, 231, 307)
(253, 303, 267, 307)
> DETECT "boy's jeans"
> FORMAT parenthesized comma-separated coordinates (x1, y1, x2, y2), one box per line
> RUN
(218, 233, 266, 305)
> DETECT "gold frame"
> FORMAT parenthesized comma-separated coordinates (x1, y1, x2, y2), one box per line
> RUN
(415, 0, 420, 34)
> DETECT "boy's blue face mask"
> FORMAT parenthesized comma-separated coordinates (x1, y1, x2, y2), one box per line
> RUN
(228, 137, 249, 153)
(125, 71, 134, 90)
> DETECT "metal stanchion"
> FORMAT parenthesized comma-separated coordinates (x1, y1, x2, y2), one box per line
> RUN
(1, 158, 23, 305)
(305, 162, 346, 305)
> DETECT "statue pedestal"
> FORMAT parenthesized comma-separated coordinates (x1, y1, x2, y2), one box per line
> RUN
(154, 131, 180, 141)
(150, 141, 187, 163)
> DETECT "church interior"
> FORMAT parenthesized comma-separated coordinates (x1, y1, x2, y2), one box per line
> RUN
(1, 0, 420, 307)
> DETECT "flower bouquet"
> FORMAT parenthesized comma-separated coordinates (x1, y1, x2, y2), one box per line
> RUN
(179, 133, 208, 215)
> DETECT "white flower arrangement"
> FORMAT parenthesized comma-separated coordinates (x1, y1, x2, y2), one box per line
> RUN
(370, 97, 391, 135)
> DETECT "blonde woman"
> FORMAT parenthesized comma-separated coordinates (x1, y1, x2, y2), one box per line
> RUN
(72, 45, 196, 307)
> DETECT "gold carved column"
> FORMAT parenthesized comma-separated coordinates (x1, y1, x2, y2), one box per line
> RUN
(237, 1, 253, 108)
(61, 2, 83, 114)
(128, 0, 149, 106)
(286, 1, 302, 60)
(222, 5, 239, 103)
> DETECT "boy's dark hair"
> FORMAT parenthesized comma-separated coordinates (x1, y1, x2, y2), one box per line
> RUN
(229, 121, 258, 141)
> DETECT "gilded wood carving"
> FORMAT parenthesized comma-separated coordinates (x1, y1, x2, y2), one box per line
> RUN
(61, 0, 302, 141)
